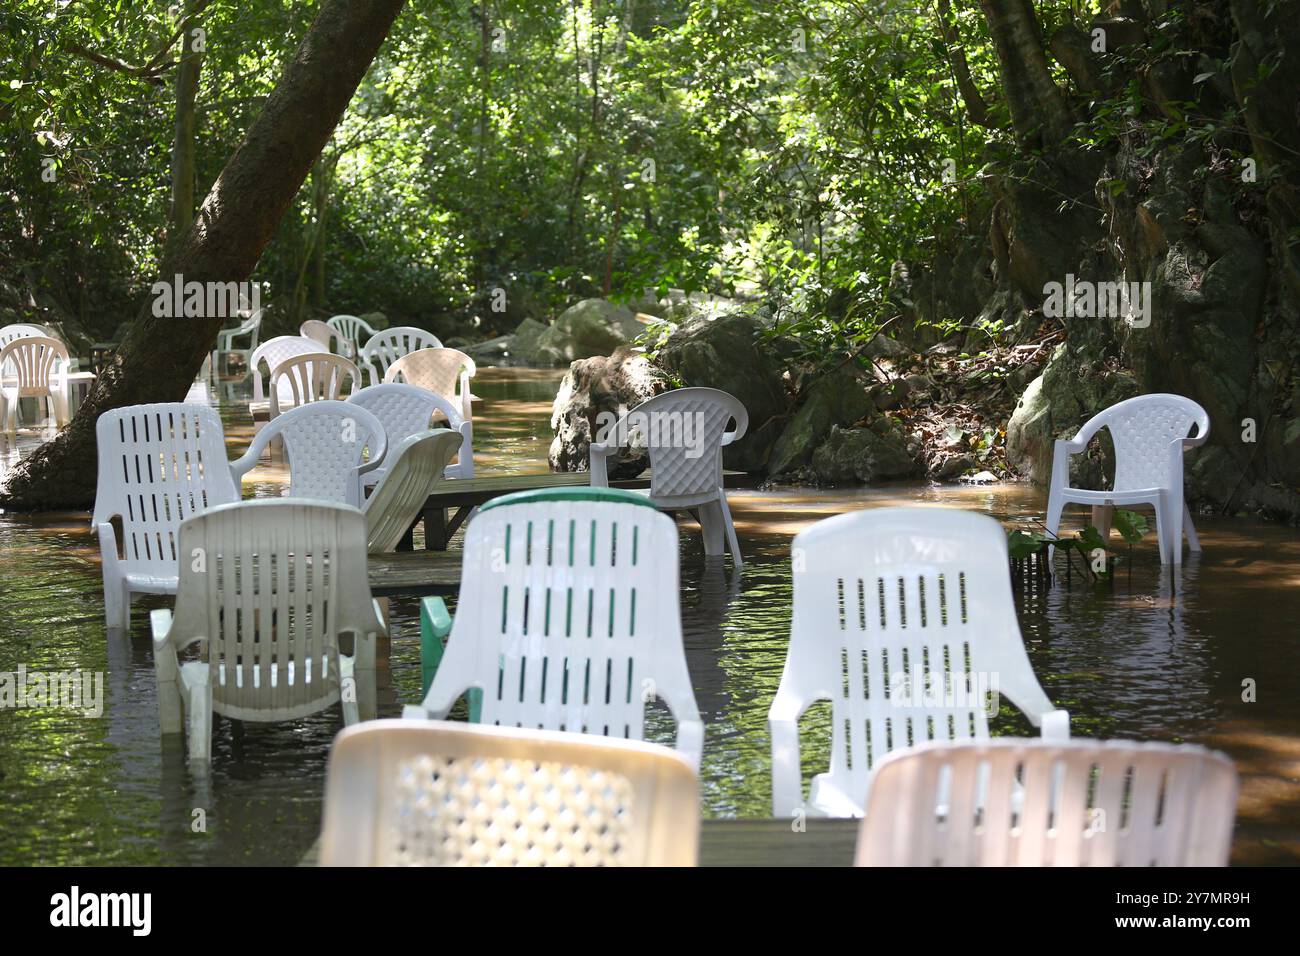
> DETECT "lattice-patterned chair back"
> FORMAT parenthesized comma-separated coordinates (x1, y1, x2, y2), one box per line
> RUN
(320, 720, 700, 866)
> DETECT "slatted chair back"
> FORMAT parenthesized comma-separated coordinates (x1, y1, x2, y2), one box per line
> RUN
(359, 327, 442, 384)
(93, 403, 239, 578)
(268, 352, 362, 418)
(167, 499, 384, 721)
(855, 740, 1238, 866)
(410, 487, 704, 766)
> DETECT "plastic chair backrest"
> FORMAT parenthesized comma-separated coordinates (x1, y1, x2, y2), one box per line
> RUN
(249, 335, 327, 402)
(168, 499, 384, 720)
(604, 387, 746, 500)
(383, 347, 475, 400)
(0, 324, 53, 347)
(346, 382, 472, 478)
(781, 507, 1057, 801)
(268, 352, 361, 416)
(364, 430, 462, 552)
(1078, 394, 1210, 492)
(855, 739, 1238, 866)
(360, 327, 442, 382)
(232, 400, 387, 507)
(0, 336, 67, 389)
(320, 720, 700, 866)
(93, 403, 239, 574)
(299, 319, 344, 353)
(423, 487, 702, 761)
(326, 314, 378, 354)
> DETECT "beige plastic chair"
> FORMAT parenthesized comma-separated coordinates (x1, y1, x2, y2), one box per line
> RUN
(300, 319, 350, 355)
(854, 739, 1238, 867)
(383, 347, 476, 425)
(319, 720, 700, 866)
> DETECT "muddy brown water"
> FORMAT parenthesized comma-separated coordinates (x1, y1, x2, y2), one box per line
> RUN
(0, 367, 1297, 864)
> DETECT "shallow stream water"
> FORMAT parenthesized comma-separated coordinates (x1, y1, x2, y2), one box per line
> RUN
(1, 367, 1297, 864)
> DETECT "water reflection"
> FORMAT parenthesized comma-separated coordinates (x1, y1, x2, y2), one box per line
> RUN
(1, 368, 1298, 863)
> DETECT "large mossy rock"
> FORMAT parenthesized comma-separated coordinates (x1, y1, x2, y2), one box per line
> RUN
(767, 367, 875, 477)
(809, 421, 924, 484)
(1006, 344, 1139, 486)
(652, 311, 794, 472)
(520, 299, 644, 367)
(548, 347, 669, 477)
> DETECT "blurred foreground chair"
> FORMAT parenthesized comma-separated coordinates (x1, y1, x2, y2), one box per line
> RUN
(320, 720, 699, 866)
(855, 739, 1237, 866)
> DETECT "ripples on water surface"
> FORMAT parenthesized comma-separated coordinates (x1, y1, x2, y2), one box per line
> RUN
(1, 367, 1298, 864)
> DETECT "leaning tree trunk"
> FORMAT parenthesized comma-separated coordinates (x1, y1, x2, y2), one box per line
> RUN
(979, 0, 1072, 146)
(0, 0, 407, 511)
(169, 0, 205, 243)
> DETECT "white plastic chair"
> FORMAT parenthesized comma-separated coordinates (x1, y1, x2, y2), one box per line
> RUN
(364, 430, 462, 553)
(768, 507, 1070, 818)
(403, 487, 705, 768)
(248, 334, 328, 409)
(267, 352, 362, 419)
(0, 323, 54, 348)
(0, 336, 69, 433)
(590, 386, 746, 566)
(359, 326, 442, 385)
(230, 400, 387, 508)
(1045, 393, 1209, 565)
(320, 720, 700, 866)
(93, 403, 240, 632)
(299, 319, 351, 355)
(326, 314, 379, 359)
(347, 382, 474, 482)
(383, 347, 476, 425)
(855, 739, 1238, 866)
(211, 308, 264, 376)
(152, 499, 387, 765)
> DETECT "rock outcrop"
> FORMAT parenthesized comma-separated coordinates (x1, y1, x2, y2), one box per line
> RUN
(548, 347, 669, 477)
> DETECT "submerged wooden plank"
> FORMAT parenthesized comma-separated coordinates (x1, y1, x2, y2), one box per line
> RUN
(699, 818, 858, 867)
(367, 550, 463, 597)
(422, 469, 749, 510)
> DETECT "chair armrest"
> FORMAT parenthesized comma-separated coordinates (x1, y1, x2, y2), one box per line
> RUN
(768, 692, 806, 817)
(150, 608, 174, 645)
(674, 718, 704, 771)
(589, 442, 613, 488)
(419, 596, 453, 697)
(1038, 709, 1071, 741)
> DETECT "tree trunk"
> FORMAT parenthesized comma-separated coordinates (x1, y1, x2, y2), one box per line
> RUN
(0, 0, 408, 510)
(979, 0, 1072, 145)
(169, 0, 204, 243)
